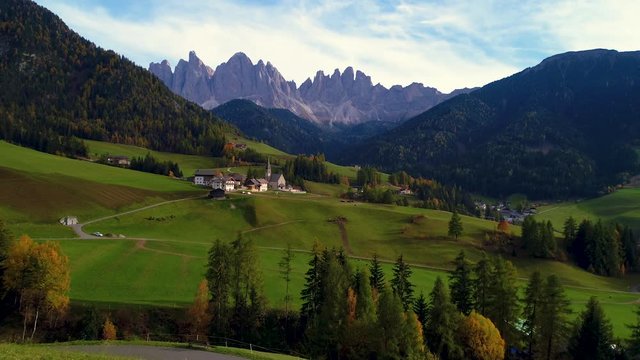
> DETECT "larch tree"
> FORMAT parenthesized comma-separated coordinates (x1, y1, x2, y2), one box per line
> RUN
(391, 254, 414, 311)
(187, 279, 212, 342)
(102, 317, 117, 340)
(457, 311, 505, 360)
(450, 250, 474, 315)
(425, 277, 462, 360)
(3, 236, 70, 341)
(539, 275, 572, 360)
(375, 288, 404, 359)
(486, 257, 519, 347)
(448, 212, 463, 239)
(278, 244, 294, 319)
(521, 271, 544, 358)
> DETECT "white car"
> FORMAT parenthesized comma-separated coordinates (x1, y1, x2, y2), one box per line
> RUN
(92, 232, 104, 237)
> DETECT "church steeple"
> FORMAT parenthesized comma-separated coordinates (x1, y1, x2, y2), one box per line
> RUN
(266, 157, 272, 180)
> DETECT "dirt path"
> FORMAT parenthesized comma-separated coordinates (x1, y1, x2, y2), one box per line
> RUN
(134, 238, 203, 259)
(59, 344, 247, 360)
(241, 220, 304, 234)
(70, 195, 205, 239)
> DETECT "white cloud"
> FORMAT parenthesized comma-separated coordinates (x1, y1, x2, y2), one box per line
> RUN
(35, 0, 640, 93)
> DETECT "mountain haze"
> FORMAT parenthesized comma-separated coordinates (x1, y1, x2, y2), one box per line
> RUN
(150, 52, 472, 125)
(344, 49, 640, 199)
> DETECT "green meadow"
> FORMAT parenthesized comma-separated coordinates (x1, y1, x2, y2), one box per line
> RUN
(536, 188, 640, 230)
(1, 141, 640, 337)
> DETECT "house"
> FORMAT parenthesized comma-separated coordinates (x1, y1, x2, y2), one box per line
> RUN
(106, 155, 130, 166)
(208, 188, 226, 200)
(399, 188, 413, 195)
(234, 143, 247, 150)
(193, 169, 217, 186)
(228, 173, 247, 188)
(258, 179, 268, 192)
(223, 177, 236, 192)
(59, 216, 78, 226)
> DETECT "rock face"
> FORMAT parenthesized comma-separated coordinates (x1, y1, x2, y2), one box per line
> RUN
(150, 51, 471, 124)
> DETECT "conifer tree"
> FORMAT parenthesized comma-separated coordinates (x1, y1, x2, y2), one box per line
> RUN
(354, 268, 375, 322)
(521, 271, 544, 358)
(376, 288, 404, 359)
(413, 292, 428, 330)
(627, 305, 640, 358)
(539, 275, 572, 360)
(486, 257, 519, 347)
(300, 243, 324, 322)
(279, 244, 294, 319)
(568, 297, 614, 360)
(369, 252, 385, 294)
(450, 250, 474, 315)
(206, 239, 231, 335)
(473, 252, 493, 316)
(425, 277, 462, 359)
(391, 254, 414, 311)
(448, 211, 463, 239)
(563, 216, 577, 245)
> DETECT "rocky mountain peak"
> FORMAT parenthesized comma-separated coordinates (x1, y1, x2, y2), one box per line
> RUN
(149, 51, 471, 124)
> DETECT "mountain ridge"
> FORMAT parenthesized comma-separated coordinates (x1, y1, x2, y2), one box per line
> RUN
(342, 49, 640, 199)
(150, 51, 473, 125)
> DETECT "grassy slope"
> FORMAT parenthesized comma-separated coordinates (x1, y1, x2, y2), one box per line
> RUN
(2, 142, 640, 337)
(537, 188, 640, 230)
(0, 141, 202, 235)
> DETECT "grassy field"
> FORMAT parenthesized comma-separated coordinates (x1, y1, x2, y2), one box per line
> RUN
(2, 142, 640, 338)
(536, 188, 640, 230)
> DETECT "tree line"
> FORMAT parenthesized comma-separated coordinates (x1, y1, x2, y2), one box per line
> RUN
(521, 216, 639, 278)
(282, 154, 340, 188)
(128, 153, 183, 178)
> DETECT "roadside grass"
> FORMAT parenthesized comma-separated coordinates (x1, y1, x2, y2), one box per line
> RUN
(303, 181, 348, 197)
(0, 343, 135, 359)
(536, 188, 640, 230)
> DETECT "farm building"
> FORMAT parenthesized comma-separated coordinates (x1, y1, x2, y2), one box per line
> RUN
(208, 188, 226, 200)
(106, 155, 130, 166)
(59, 216, 78, 225)
(193, 169, 217, 186)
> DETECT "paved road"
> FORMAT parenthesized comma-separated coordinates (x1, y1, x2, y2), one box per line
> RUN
(60, 344, 247, 360)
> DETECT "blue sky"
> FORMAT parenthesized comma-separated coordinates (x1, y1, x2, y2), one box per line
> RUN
(37, 0, 640, 92)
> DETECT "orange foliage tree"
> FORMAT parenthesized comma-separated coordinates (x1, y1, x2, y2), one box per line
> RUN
(2, 235, 70, 341)
(103, 317, 117, 340)
(457, 311, 505, 360)
(187, 279, 212, 342)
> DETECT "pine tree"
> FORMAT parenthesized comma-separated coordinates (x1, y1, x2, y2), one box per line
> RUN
(391, 254, 414, 311)
(278, 244, 294, 319)
(539, 275, 572, 360)
(425, 277, 462, 359)
(568, 297, 614, 360)
(413, 292, 428, 330)
(627, 305, 640, 359)
(564, 216, 577, 245)
(473, 252, 493, 316)
(486, 257, 519, 347)
(369, 252, 385, 295)
(205, 239, 231, 335)
(300, 243, 324, 322)
(450, 250, 474, 315)
(521, 271, 544, 358)
(448, 211, 463, 239)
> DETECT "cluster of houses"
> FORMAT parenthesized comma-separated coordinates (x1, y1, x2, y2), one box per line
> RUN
(474, 201, 537, 224)
(193, 159, 288, 198)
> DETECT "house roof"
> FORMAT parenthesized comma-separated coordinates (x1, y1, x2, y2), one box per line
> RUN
(194, 169, 217, 176)
(258, 179, 269, 185)
(269, 173, 284, 182)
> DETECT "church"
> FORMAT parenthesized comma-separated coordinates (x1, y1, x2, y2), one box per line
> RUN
(265, 158, 286, 190)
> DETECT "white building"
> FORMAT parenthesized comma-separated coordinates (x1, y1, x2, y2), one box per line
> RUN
(194, 169, 217, 186)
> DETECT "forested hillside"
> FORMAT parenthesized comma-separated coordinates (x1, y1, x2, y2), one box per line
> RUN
(0, 0, 230, 156)
(344, 50, 640, 199)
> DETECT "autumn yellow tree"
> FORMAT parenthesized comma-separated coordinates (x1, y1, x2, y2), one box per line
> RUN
(187, 279, 212, 342)
(103, 317, 117, 340)
(457, 311, 505, 360)
(2, 235, 70, 341)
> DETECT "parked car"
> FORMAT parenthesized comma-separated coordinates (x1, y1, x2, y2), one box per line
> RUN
(92, 232, 103, 237)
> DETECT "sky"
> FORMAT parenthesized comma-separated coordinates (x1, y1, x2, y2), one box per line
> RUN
(37, 0, 640, 93)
